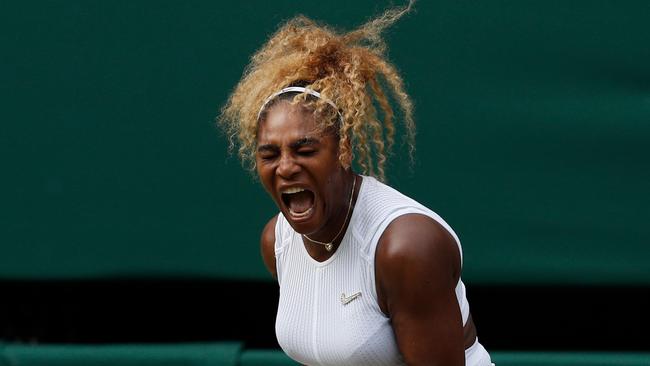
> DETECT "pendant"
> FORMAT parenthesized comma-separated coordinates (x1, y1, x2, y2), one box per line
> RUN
(325, 243, 333, 251)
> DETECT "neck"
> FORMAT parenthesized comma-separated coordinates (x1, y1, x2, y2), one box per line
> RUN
(304, 173, 357, 249)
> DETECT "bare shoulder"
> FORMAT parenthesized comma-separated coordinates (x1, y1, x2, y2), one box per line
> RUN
(374, 213, 466, 364)
(375, 213, 462, 312)
(378, 213, 461, 274)
(260, 214, 279, 280)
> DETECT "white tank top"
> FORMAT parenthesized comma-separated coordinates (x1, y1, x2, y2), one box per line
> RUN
(274, 175, 492, 365)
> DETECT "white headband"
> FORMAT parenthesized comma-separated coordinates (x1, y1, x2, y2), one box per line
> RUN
(257, 86, 343, 122)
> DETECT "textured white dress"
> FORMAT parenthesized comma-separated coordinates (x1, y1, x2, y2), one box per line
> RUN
(274, 175, 493, 365)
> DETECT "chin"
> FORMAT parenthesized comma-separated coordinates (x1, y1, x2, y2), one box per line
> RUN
(282, 206, 322, 236)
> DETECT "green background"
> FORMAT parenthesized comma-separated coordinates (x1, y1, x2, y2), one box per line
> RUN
(1, 0, 648, 284)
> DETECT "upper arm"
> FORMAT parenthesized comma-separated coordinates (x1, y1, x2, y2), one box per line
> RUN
(375, 213, 464, 366)
(260, 215, 278, 280)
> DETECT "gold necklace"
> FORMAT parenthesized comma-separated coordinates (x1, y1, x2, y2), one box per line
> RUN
(303, 175, 357, 252)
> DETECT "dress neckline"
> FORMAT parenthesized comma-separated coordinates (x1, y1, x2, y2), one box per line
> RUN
(298, 175, 367, 267)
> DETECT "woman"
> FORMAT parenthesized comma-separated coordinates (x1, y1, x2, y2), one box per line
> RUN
(219, 2, 493, 365)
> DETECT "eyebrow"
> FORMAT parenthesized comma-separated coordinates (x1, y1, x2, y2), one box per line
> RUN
(289, 137, 320, 149)
(257, 144, 278, 153)
(257, 137, 321, 153)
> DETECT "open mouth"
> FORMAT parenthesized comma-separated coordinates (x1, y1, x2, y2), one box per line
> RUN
(281, 187, 315, 219)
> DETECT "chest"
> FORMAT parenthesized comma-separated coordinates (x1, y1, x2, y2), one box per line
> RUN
(275, 235, 405, 366)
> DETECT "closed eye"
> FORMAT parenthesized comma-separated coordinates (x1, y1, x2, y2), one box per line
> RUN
(257, 144, 279, 161)
(259, 152, 278, 161)
(298, 149, 316, 156)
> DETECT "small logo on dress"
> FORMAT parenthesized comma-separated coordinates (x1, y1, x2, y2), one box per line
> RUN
(340, 292, 362, 305)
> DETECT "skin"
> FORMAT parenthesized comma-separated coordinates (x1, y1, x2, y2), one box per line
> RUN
(256, 100, 356, 261)
(257, 101, 477, 365)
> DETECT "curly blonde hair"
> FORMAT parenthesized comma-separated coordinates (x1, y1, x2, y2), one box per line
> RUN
(218, 1, 415, 181)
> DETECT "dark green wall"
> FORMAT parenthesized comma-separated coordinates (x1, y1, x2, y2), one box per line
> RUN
(1, 0, 648, 284)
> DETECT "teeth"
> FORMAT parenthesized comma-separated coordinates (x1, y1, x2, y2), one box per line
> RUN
(289, 207, 313, 218)
(282, 187, 305, 194)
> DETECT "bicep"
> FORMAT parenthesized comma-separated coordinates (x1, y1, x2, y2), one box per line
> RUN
(389, 282, 464, 366)
(260, 215, 278, 280)
(376, 214, 464, 366)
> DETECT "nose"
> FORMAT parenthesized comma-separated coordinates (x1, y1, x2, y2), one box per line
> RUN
(277, 153, 300, 179)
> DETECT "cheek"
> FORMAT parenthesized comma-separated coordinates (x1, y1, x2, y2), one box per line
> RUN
(256, 165, 273, 192)
(324, 154, 345, 177)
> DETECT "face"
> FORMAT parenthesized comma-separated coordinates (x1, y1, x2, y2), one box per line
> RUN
(256, 101, 348, 236)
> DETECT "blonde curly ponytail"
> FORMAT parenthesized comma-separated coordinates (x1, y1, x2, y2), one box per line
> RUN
(218, 1, 416, 182)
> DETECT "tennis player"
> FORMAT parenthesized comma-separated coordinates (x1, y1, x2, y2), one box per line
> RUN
(219, 2, 493, 365)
